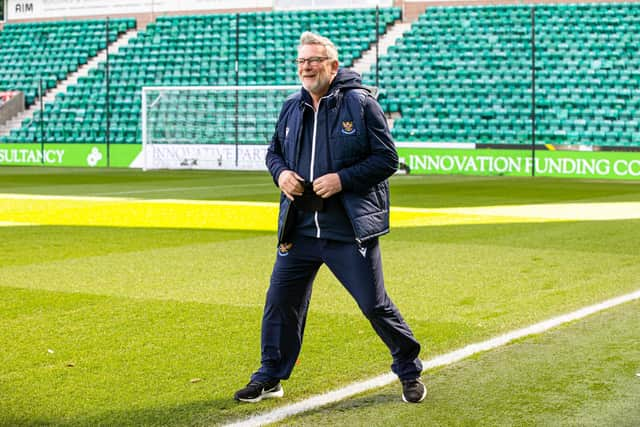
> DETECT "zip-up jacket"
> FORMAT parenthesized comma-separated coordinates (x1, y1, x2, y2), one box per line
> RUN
(266, 68, 398, 245)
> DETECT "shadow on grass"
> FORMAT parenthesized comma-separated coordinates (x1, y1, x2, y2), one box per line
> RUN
(278, 390, 407, 427)
(1, 397, 289, 427)
(53, 391, 405, 426)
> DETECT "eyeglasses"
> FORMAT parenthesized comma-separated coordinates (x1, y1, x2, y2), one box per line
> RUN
(294, 56, 329, 66)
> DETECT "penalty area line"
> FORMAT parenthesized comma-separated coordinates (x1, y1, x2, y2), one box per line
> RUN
(224, 288, 640, 427)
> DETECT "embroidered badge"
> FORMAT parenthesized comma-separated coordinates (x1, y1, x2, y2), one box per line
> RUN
(278, 242, 293, 256)
(341, 121, 356, 135)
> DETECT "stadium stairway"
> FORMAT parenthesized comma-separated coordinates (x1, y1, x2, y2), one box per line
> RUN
(0, 28, 139, 140)
(350, 20, 412, 131)
(350, 22, 412, 77)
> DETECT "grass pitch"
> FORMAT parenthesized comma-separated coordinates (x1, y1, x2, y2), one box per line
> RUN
(280, 300, 640, 427)
(0, 167, 639, 426)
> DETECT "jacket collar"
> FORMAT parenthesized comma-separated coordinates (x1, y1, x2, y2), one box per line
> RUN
(298, 68, 364, 109)
(299, 87, 339, 111)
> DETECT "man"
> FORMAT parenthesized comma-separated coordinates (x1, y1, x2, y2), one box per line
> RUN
(234, 32, 425, 404)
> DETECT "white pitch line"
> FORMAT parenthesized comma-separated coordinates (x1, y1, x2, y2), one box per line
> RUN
(91, 182, 273, 196)
(0, 193, 278, 207)
(225, 288, 640, 427)
(0, 221, 37, 227)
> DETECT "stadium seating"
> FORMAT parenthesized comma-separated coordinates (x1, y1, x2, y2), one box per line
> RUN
(3, 4, 640, 148)
(0, 18, 135, 108)
(366, 3, 640, 147)
(1, 8, 400, 145)
(534, 3, 640, 147)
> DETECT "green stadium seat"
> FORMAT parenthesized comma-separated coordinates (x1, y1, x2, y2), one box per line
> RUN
(5, 8, 398, 145)
(376, 3, 640, 147)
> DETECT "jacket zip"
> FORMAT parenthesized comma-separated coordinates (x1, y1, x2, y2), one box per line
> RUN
(305, 92, 334, 239)
(311, 106, 320, 238)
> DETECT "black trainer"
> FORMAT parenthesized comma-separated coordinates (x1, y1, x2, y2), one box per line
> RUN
(401, 378, 427, 403)
(234, 379, 284, 403)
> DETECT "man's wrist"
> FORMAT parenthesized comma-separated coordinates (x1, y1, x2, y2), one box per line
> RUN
(337, 170, 351, 192)
(275, 168, 289, 186)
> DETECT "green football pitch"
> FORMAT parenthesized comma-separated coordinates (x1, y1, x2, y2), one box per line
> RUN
(1, 167, 639, 426)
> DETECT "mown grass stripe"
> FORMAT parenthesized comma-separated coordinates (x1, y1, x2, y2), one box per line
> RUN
(0, 196, 279, 231)
(2, 194, 611, 231)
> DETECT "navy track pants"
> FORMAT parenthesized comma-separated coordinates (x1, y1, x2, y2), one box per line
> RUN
(251, 234, 423, 383)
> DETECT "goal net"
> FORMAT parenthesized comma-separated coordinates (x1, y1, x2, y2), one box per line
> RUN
(141, 85, 299, 170)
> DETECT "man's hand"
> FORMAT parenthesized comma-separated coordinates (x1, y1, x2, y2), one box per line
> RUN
(313, 173, 342, 199)
(278, 170, 304, 200)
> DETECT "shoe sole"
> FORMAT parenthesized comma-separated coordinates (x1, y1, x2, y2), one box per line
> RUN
(235, 387, 284, 403)
(402, 385, 427, 404)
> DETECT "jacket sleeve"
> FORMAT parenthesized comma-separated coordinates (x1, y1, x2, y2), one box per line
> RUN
(337, 95, 398, 193)
(265, 102, 291, 187)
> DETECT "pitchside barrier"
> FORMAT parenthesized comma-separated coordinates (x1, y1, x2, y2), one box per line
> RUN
(395, 143, 640, 179)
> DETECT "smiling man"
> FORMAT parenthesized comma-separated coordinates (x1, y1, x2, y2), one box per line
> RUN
(233, 32, 426, 404)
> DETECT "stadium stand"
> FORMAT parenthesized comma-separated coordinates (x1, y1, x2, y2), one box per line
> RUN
(1, 4, 639, 148)
(0, 18, 136, 107)
(0, 18, 136, 143)
(367, 3, 640, 147)
(0, 8, 400, 144)
(534, 3, 640, 147)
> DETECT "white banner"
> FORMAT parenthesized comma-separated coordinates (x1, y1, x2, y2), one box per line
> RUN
(136, 143, 269, 170)
(7, 0, 272, 20)
(275, 0, 391, 10)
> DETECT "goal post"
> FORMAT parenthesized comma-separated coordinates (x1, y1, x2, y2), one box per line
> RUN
(141, 85, 299, 170)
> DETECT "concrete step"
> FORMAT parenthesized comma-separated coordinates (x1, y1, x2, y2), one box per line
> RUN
(350, 22, 413, 77)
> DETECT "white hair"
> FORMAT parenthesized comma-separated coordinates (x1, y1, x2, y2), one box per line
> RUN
(298, 31, 339, 61)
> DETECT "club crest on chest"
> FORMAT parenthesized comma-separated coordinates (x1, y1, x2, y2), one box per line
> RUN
(341, 121, 355, 135)
(278, 242, 293, 256)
